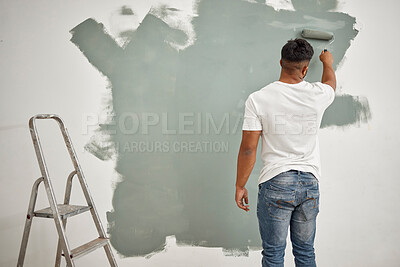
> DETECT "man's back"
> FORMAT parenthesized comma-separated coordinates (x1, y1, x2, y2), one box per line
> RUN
(235, 39, 336, 267)
(243, 80, 335, 184)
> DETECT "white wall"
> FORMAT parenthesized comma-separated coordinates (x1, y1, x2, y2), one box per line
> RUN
(1, 0, 399, 266)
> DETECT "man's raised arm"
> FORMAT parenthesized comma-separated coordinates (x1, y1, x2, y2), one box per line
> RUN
(320, 50, 336, 91)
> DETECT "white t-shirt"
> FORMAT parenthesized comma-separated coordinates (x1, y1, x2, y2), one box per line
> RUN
(242, 80, 335, 184)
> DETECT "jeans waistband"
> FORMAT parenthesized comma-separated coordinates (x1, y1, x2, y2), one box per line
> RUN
(264, 169, 317, 185)
(284, 169, 315, 176)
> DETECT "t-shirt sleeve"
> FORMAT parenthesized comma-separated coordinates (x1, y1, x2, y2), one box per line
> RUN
(314, 82, 335, 110)
(242, 95, 262, 131)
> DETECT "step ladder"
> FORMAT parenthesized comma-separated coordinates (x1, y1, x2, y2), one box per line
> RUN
(17, 114, 118, 267)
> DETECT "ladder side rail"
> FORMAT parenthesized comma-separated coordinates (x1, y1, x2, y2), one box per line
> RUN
(28, 115, 75, 267)
(103, 242, 118, 267)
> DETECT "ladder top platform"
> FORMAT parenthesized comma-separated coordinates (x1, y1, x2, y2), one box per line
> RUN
(34, 204, 91, 220)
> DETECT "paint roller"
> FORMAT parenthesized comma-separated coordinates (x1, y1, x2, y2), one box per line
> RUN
(301, 29, 334, 52)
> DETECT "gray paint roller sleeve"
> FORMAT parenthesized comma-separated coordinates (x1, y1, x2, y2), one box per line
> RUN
(301, 29, 334, 40)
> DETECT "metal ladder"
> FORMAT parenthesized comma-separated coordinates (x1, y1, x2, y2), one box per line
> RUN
(17, 114, 118, 267)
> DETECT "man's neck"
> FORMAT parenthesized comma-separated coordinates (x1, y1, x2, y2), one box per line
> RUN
(279, 71, 304, 84)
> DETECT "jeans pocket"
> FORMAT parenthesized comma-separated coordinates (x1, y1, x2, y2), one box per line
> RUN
(301, 189, 320, 221)
(265, 187, 295, 221)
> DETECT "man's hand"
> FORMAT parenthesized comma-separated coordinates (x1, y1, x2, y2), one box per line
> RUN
(319, 50, 336, 90)
(235, 186, 250, 212)
(319, 50, 333, 65)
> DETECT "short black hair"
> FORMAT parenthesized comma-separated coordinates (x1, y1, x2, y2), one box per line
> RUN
(281, 38, 314, 62)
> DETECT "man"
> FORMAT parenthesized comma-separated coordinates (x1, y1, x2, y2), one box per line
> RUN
(235, 38, 335, 267)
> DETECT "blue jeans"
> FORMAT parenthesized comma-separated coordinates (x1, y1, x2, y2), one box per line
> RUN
(257, 170, 319, 267)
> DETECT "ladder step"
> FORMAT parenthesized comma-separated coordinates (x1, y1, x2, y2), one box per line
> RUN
(63, 237, 109, 259)
(34, 204, 91, 219)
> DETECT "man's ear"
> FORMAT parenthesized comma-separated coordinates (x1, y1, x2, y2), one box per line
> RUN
(280, 59, 282, 67)
(302, 65, 309, 76)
